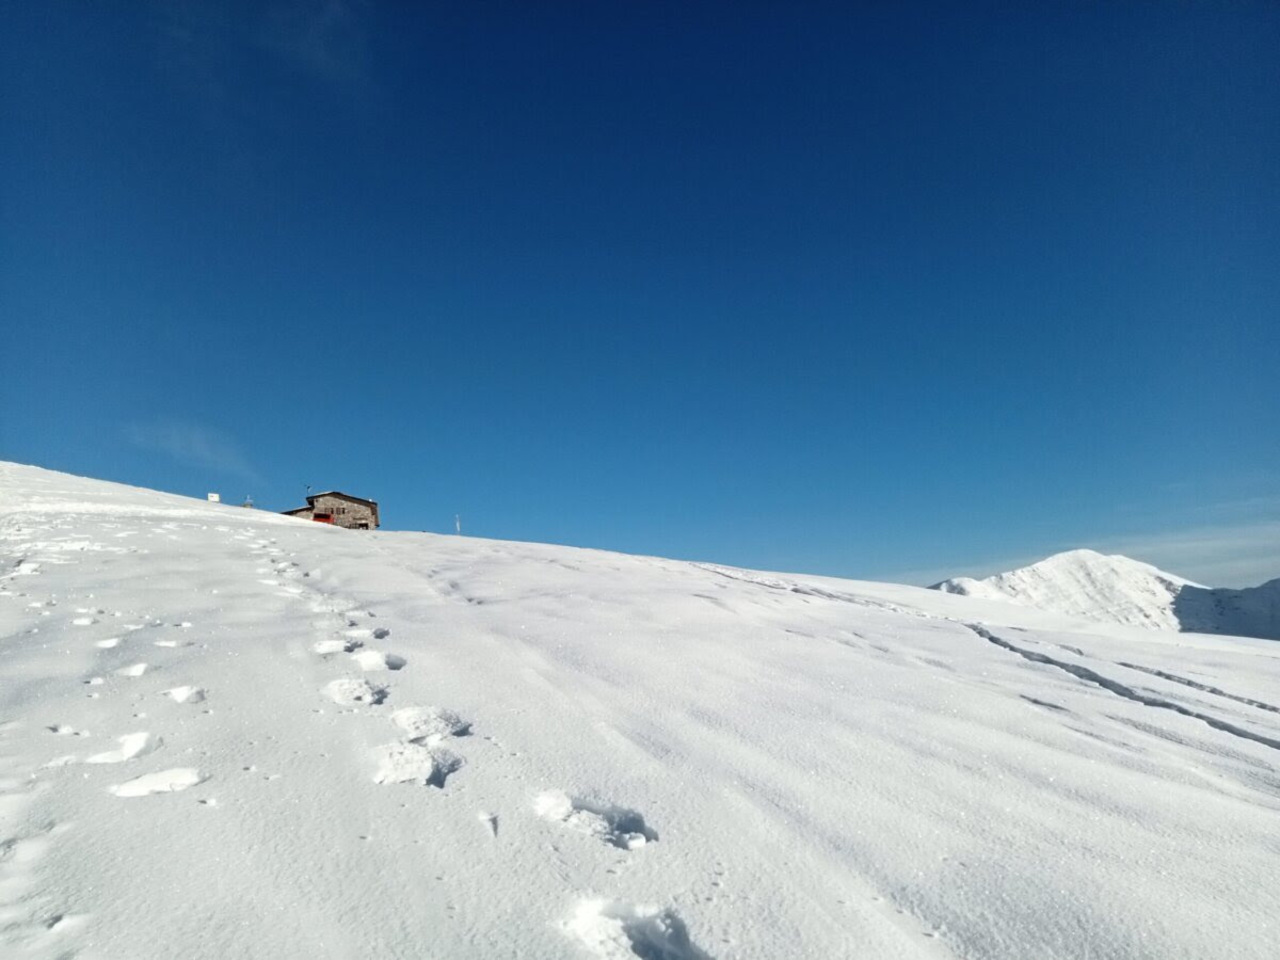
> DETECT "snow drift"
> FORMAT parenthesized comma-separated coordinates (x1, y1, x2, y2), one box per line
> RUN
(2, 463, 1278, 959)
(932, 548, 1280, 639)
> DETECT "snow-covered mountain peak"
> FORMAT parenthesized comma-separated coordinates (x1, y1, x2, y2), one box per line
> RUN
(931, 549, 1280, 639)
(982, 548, 1196, 584)
(932, 549, 1196, 630)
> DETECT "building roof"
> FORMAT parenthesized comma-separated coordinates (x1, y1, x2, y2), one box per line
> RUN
(306, 491, 378, 507)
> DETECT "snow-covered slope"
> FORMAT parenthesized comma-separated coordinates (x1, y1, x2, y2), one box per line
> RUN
(1176, 576, 1280, 640)
(2, 463, 1279, 960)
(932, 549, 1280, 639)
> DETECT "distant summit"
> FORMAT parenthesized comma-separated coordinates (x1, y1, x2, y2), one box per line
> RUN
(932, 549, 1280, 640)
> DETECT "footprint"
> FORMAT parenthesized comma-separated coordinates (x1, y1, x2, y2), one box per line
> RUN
(41, 913, 90, 936)
(535, 791, 657, 850)
(372, 742, 463, 788)
(324, 678, 388, 706)
(95, 638, 120, 649)
(86, 732, 161, 764)
(564, 899, 711, 959)
(313, 638, 361, 655)
(71, 617, 97, 627)
(116, 663, 148, 678)
(0, 830, 54, 869)
(47, 724, 88, 737)
(164, 686, 206, 704)
(391, 706, 471, 744)
(351, 650, 407, 672)
(109, 768, 205, 797)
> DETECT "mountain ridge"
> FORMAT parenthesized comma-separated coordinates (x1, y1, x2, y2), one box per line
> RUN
(932, 548, 1280, 639)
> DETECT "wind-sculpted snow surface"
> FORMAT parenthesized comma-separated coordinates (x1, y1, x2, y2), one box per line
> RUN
(1, 462, 1279, 959)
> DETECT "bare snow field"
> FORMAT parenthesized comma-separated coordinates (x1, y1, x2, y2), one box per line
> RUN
(1, 461, 1278, 959)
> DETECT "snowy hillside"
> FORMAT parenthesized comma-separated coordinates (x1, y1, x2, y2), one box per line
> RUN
(2, 463, 1279, 960)
(932, 549, 1280, 639)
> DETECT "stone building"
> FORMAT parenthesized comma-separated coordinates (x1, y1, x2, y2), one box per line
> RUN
(282, 491, 380, 530)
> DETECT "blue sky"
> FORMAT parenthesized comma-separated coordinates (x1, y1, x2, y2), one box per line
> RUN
(3, 2, 1278, 586)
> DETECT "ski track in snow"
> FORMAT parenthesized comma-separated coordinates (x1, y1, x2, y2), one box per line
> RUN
(1113, 662, 1280, 715)
(968, 624, 1280, 753)
(1, 462, 1278, 959)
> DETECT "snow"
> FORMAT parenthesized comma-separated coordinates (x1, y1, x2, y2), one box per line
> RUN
(108, 767, 205, 798)
(932, 549, 1197, 629)
(932, 548, 1280, 639)
(1, 462, 1279, 959)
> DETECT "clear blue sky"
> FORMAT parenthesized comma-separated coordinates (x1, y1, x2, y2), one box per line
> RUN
(3, 2, 1279, 586)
